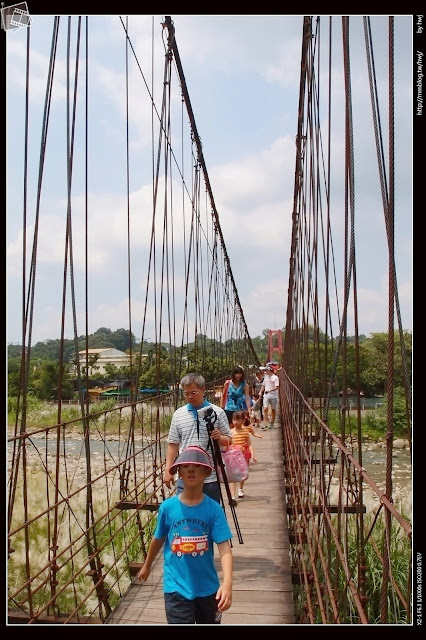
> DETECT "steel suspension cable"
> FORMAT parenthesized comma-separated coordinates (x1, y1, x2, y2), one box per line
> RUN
(8, 19, 61, 622)
(380, 16, 395, 625)
(164, 16, 259, 365)
(363, 17, 412, 453)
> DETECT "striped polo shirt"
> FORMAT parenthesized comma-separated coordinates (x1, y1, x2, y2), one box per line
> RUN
(167, 402, 232, 483)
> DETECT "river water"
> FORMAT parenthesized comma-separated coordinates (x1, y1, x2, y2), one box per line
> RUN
(337, 446, 412, 515)
(9, 435, 412, 515)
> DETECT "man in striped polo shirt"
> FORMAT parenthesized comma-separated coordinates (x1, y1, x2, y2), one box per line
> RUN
(164, 372, 232, 504)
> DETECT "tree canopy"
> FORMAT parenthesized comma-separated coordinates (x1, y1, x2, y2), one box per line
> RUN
(8, 327, 411, 401)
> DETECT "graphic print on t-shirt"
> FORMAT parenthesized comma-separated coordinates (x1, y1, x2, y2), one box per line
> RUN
(171, 533, 209, 557)
(170, 518, 210, 557)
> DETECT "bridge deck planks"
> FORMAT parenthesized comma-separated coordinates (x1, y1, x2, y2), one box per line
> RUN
(105, 417, 295, 625)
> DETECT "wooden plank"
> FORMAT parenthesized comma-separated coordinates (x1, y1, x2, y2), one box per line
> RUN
(105, 416, 295, 625)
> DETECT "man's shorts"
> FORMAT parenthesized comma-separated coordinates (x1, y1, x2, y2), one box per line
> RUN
(164, 591, 222, 624)
(263, 394, 278, 410)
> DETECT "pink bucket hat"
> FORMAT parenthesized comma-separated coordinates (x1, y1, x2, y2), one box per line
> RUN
(169, 446, 213, 475)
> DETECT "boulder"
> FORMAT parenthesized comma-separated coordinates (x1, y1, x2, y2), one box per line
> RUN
(393, 438, 406, 449)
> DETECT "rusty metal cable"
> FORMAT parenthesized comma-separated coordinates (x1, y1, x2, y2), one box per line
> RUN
(379, 16, 396, 625)
(8, 14, 411, 625)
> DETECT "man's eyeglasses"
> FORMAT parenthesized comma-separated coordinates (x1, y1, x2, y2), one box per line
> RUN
(183, 390, 202, 397)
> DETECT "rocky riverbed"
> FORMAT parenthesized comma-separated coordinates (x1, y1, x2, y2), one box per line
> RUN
(321, 436, 412, 515)
(8, 429, 412, 516)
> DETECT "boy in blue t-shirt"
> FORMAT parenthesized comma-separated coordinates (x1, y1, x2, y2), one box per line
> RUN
(137, 446, 233, 624)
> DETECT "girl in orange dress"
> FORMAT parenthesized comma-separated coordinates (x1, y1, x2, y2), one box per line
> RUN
(229, 411, 257, 500)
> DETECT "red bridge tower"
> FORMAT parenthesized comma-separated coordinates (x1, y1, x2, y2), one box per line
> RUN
(267, 329, 282, 363)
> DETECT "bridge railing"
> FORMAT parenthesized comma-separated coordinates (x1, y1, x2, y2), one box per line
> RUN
(7, 381, 227, 624)
(7, 392, 168, 623)
(8, 373, 412, 625)
(279, 368, 412, 624)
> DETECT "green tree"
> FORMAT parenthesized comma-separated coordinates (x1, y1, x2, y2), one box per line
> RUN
(103, 363, 120, 380)
(33, 361, 73, 401)
(30, 338, 76, 362)
(108, 328, 136, 353)
(7, 344, 23, 358)
(359, 333, 388, 395)
(359, 332, 411, 397)
(8, 357, 22, 396)
(81, 334, 114, 349)
(333, 342, 358, 394)
(139, 363, 172, 390)
(137, 343, 171, 389)
(95, 327, 112, 335)
(70, 352, 100, 377)
(364, 386, 410, 438)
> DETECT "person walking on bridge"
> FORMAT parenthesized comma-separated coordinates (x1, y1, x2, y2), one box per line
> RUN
(228, 411, 257, 501)
(261, 366, 279, 430)
(137, 445, 233, 624)
(243, 411, 264, 440)
(164, 372, 232, 504)
(221, 366, 252, 426)
(249, 368, 264, 425)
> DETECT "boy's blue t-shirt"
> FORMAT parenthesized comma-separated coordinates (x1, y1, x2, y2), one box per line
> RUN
(154, 494, 232, 600)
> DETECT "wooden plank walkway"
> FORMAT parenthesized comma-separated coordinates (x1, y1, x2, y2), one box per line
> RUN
(105, 414, 295, 625)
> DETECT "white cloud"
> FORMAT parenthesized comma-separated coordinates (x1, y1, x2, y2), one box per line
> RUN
(6, 15, 413, 345)
(7, 36, 68, 103)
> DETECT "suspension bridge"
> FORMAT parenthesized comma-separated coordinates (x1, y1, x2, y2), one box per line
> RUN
(7, 15, 413, 625)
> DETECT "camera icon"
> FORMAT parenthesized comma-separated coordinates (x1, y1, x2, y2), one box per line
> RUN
(1, 2, 31, 31)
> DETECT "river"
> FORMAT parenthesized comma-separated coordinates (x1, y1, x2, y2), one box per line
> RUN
(8, 434, 412, 515)
(336, 445, 412, 515)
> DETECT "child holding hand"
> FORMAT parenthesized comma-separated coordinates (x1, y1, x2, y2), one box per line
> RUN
(229, 411, 256, 500)
(242, 411, 264, 440)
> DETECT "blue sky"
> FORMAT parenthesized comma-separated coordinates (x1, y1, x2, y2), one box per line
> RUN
(6, 14, 413, 345)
